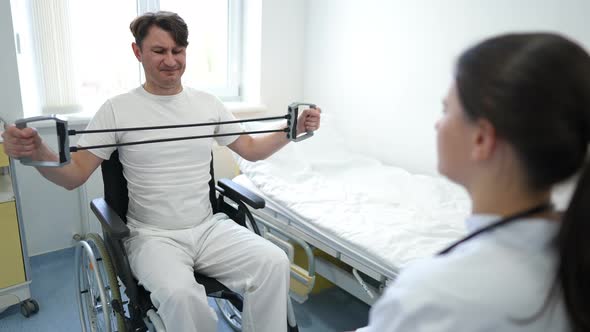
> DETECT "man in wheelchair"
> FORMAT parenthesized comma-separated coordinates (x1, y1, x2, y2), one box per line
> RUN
(2, 10, 321, 332)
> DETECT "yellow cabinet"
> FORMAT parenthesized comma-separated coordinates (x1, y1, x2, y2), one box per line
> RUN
(0, 143, 8, 167)
(0, 146, 35, 316)
(0, 201, 26, 288)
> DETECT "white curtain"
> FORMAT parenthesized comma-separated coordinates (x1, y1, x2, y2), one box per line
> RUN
(30, 0, 81, 114)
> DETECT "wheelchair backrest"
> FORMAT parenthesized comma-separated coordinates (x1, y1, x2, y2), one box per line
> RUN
(101, 150, 129, 222)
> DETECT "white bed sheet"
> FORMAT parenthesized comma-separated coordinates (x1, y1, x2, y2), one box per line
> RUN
(234, 121, 471, 269)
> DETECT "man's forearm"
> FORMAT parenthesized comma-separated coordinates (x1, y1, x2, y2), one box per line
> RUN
(228, 126, 292, 162)
(244, 130, 290, 161)
(36, 161, 87, 190)
(32, 144, 97, 190)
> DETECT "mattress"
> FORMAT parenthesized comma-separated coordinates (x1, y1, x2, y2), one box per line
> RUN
(233, 130, 471, 270)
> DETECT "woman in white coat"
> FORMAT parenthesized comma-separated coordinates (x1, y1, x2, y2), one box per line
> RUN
(357, 33, 590, 331)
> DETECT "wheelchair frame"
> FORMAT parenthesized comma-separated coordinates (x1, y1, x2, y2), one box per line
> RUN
(74, 150, 299, 331)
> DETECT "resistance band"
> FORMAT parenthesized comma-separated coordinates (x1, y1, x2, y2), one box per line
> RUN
(15, 102, 316, 167)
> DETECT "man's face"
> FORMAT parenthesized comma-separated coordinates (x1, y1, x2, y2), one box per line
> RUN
(133, 25, 186, 95)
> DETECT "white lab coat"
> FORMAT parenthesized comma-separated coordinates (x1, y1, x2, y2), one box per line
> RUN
(358, 215, 570, 332)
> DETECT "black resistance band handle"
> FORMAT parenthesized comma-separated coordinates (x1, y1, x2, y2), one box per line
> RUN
(287, 102, 317, 142)
(14, 115, 71, 167)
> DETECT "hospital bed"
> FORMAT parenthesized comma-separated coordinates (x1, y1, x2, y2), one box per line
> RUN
(231, 121, 471, 305)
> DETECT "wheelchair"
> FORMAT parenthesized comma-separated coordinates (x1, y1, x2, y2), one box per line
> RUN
(74, 150, 299, 331)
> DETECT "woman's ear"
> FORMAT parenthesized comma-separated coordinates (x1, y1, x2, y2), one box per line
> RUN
(471, 118, 497, 161)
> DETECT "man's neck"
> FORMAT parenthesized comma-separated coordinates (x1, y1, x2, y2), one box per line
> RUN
(143, 82, 183, 96)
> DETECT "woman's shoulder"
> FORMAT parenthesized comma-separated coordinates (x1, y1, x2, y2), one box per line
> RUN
(394, 238, 558, 313)
(370, 246, 567, 332)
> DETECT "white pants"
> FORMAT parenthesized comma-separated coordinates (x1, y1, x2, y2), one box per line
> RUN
(124, 213, 290, 332)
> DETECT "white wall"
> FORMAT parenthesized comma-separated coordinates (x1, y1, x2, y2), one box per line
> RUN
(303, 0, 590, 175)
(0, 0, 23, 124)
(259, 0, 306, 115)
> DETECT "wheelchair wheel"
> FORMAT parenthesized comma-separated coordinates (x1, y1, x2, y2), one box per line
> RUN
(214, 298, 242, 331)
(77, 233, 126, 332)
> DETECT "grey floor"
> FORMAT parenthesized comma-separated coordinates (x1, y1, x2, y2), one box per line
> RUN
(0, 248, 369, 331)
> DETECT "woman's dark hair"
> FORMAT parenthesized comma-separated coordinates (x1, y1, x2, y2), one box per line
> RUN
(129, 11, 189, 48)
(455, 33, 590, 331)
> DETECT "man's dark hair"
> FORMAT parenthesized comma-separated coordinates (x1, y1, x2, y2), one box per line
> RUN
(130, 11, 188, 48)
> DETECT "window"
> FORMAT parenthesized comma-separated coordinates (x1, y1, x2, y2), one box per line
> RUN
(13, 0, 243, 117)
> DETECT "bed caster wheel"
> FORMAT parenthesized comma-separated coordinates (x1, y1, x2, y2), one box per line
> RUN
(288, 325, 299, 332)
(20, 299, 39, 318)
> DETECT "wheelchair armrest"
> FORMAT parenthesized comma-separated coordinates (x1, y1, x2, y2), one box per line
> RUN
(90, 198, 130, 239)
(217, 178, 265, 209)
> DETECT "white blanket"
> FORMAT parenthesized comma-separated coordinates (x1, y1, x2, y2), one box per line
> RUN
(234, 121, 471, 269)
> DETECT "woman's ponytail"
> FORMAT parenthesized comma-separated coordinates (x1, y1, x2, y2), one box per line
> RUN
(556, 159, 590, 331)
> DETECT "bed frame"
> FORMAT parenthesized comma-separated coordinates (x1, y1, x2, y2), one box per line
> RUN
(232, 175, 400, 306)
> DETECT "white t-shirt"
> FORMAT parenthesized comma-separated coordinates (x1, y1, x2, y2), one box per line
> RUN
(78, 86, 243, 229)
(357, 215, 570, 332)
